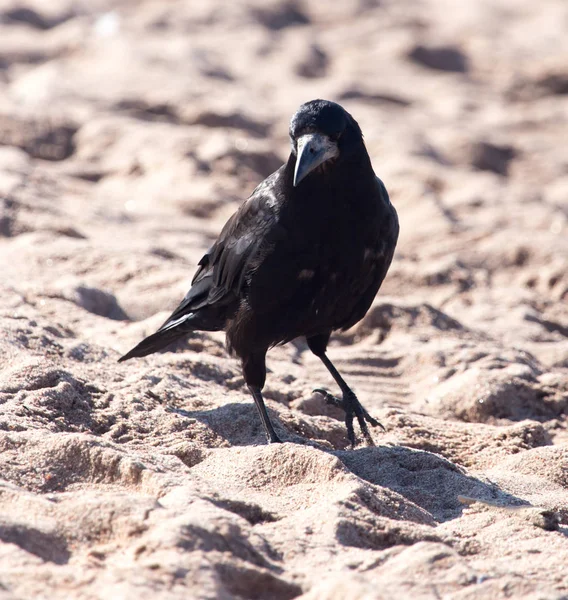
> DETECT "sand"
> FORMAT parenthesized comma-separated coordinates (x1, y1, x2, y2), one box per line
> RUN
(0, 0, 567, 598)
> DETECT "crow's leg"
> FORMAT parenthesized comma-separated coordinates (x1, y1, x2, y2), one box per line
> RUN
(307, 334, 382, 447)
(248, 386, 282, 444)
(242, 351, 282, 444)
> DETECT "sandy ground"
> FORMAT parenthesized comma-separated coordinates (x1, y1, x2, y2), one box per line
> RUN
(0, 0, 568, 598)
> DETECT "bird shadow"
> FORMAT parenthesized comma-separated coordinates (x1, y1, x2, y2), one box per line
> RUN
(165, 401, 539, 525)
(166, 402, 292, 447)
(333, 444, 531, 523)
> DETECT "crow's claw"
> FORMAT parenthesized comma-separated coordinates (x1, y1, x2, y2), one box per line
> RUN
(313, 388, 384, 448)
(313, 388, 342, 408)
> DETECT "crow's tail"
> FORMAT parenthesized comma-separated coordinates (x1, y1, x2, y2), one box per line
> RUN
(118, 328, 188, 362)
(118, 320, 193, 362)
(118, 295, 230, 363)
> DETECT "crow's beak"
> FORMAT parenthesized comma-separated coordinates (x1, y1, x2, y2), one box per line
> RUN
(293, 133, 339, 187)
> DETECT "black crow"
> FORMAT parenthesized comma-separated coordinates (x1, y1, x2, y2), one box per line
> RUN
(119, 99, 399, 447)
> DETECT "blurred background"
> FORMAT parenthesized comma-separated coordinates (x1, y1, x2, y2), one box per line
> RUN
(0, 0, 567, 364)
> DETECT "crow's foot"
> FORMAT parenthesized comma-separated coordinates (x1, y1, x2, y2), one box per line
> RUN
(313, 388, 384, 448)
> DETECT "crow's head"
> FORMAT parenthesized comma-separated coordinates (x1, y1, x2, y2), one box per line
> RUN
(289, 99, 364, 187)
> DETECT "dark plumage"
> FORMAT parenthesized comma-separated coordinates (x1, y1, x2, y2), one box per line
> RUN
(119, 99, 399, 446)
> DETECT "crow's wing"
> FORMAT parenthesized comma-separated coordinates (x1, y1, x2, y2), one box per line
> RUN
(339, 176, 399, 331)
(164, 168, 284, 326)
(118, 168, 285, 361)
